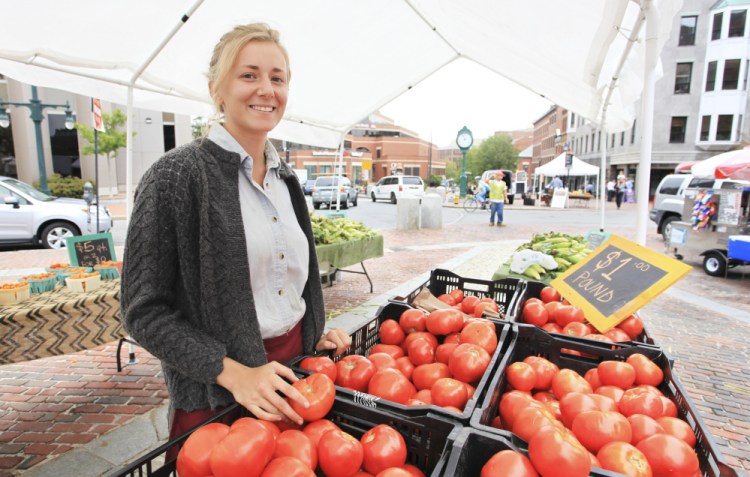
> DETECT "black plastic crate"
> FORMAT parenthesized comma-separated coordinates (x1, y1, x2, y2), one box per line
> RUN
(291, 301, 513, 424)
(390, 268, 524, 321)
(515, 278, 658, 346)
(434, 427, 631, 477)
(470, 324, 739, 477)
(112, 395, 462, 477)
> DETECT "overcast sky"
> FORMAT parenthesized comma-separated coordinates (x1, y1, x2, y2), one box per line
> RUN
(380, 58, 553, 148)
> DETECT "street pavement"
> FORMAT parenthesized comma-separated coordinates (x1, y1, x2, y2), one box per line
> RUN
(0, 198, 749, 476)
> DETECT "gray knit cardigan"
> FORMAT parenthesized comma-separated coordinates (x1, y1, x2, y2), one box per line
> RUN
(120, 138, 325, 412)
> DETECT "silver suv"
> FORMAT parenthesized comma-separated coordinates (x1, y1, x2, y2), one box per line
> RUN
(0, 176, 112, 249)
(312, 175, 358, 209)
(649, 174, 718, 240)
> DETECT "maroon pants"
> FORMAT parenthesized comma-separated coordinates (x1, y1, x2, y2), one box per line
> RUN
(166, 322, 304, 460)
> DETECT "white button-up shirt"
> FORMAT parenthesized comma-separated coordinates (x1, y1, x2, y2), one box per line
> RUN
(208, 125, 309, 339)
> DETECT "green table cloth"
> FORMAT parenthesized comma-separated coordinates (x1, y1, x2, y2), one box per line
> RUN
(315, 234, 384, 269)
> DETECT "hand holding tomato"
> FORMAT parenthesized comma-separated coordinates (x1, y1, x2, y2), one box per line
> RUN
(316, 328, 352, 357)
(289, 373, 335, 422)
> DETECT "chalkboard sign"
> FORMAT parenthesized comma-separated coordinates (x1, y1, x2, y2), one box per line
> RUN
(585, 230, 611, 250)
(66, 232, 116, 267)
(550, 235, 692, 333)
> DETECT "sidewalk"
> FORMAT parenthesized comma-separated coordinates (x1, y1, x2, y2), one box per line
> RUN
(1, 218, 749, 476)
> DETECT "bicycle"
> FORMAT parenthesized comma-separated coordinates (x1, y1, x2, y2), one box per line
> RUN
(462, 195, 490, 212)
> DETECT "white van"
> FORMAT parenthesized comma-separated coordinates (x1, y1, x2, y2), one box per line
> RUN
(371, 175, 424, 204)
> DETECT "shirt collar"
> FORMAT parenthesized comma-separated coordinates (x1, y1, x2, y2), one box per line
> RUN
(207, 123, 281, 174)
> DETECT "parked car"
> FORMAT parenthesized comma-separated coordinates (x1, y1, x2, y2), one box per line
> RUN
(311, 175, 358, 209)
(371, 175, 425, 204)
(303, 179, 315, 195)
(649, 173, 719, 240)
(0, 176, 112, 249)
(480, 169, 517, 204)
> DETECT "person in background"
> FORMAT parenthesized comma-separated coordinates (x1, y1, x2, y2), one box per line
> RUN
(585, 182, 595, 195)
(474, 175, 490, 208)
(488, 172, 508, 227)
(120, 23, 351, 453)
(606, 179, 615, 202)
(625, 176, 635, 203)
(547, 175, 563, 192)
(615, 173, 626, 209)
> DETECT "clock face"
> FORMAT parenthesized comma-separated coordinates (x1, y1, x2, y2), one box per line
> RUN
(457, 132, 472, 149)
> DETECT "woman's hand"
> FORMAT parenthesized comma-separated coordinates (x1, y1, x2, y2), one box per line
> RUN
(315, 328, 352, 357)
(216, 358, 309, 425)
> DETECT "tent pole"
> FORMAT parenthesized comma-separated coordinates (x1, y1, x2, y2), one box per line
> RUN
(600, 128, 608, 231)
(636, 0, 657, 246)
(126, 87, 134, 225)
(334, 132, 347, 211)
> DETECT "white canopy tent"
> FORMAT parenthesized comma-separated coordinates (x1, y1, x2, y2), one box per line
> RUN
(0, 0, 682, 240)
(534, 153, 600, 178)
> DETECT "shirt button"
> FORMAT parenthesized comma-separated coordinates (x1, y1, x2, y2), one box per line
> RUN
(278, 289, 285, 296)
(265, 182, 270, 188)
(279, 253, 285, 260)
(272, 217, 278, 223)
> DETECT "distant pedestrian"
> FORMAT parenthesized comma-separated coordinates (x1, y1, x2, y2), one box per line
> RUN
(616, 173, 626, 209)
(585, 182, 594, 195)
(606, 179, 615, 202)
(488, 172, 508, 226)
(625, 177, 635, 203)
(547, 176, 563, 192)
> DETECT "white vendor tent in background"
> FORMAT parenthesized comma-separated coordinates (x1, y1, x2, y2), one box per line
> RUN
(534, 153, 600, 178)
(0, 0, 682, 239)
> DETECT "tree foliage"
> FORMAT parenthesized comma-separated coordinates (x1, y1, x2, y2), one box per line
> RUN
(466, 134, 518, 177)
(74, 109, 128, 160)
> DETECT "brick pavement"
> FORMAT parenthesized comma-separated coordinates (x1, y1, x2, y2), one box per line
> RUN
(1, 210, 749, 475)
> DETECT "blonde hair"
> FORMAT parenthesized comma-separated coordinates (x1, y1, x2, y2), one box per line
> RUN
(207, 23, 290, 116)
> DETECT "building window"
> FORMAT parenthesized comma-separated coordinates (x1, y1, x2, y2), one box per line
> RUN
(305, 165, 316, 179)
(670, 117, 687, 143)
(706, 61, 717, 91)
(597, 131, 601, 151)
(729, 10, 746, 37)
(712, 12, 723, 40)
(716, 115, 733, 140)
(631, 120, 637, 144)
(611, 134, 615, 148)
(679, 15, 698, 45)
(674, 63, 692, 94)
(319, 165, 332, 174)
(376, 147, 381, 159)
(700, 116, 711, 141)
(591, 133, 595, 152)
(620, 132, 625, 146)
(723, 59, 741, 89)
(584, 135, 588, 152)
(405, 166, 420, 176)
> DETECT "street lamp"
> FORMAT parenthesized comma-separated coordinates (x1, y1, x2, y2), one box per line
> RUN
(0, 85, 75, 194)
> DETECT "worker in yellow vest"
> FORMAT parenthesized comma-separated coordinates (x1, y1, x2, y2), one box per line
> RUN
(488, 172, 508, 227)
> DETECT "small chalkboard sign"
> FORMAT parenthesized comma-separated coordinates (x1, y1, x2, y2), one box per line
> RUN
(585, 230, 611, 250)
(550, 235, 691, 333)
(66, 232, 116, 267)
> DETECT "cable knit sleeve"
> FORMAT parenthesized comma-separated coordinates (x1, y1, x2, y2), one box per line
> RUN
(120, 147, 227, 385)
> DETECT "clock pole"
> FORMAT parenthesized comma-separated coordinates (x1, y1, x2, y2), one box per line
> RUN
(456, 126, 473, 198)
(460, 149, 468, 197)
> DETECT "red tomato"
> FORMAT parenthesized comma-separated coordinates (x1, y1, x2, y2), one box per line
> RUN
(448, 343, 491, 383)
(512, 405, 562, 442)
(299, 356, 337, 383)
(533, 391, 556, 403)
(257, 420, 281, 439)
(232, 417, 281, 439)
(627, 414, 666, 445)
(499, 391, 542, 430)
(544, 301, 564, 324)
(528, 426, 591, 477)
(303, 419, 341, 447)
(637, 434, 700, 477)
(461, 296, 481, 314)
(290, 373, 335, 422)
(435, 343, 458, 364)
(626, 354, 664, 387)
(584, 368, 602, 391)
(407, 337, 436, 366)
(604, 327, 632, 343)
(360, 424, 407, 475)
(562, 321, 591, 337)
(318, 429, 365, 477)
(437, 293, 457, 306)
(459, 321, 498, 354)
(412, 362, 451, 390)
(657, 417, 697, 447)
(541, 322, 563, 334)
(260, 456, 316, 477)
(431, 377, 469, 409)
(472, 302, 496, 318)
(523, 356, 559, 391)
(619, 315, 644, 339)
(480, 450, 538, 477)
(176, 422, 230, 477)
(402, 332, 438, 354)
(571, 410, 633, 453)
(464, 382, 476, 400)
(522, 302, 549, 327)
(559, 392, 600, 428)
(525, 297, 544, 307)
(661, 396, 678, 418)
(210, 422, 275, 477)
(551, 369, 592, 399)
(336, 355, 377, 392)
(546, 400, 562, 421)
(589, 394, 617, 412)
(596, 441, 652, 477)
(399, 309, 427, 334)
(506, 362, 537, 392)
(444, 332, 462, 344)
(449, 288, 465, 304)
(371, 343, 406, 360)
(426, 309, 464, 335)
(369, 352, 398, 371)
(595, 385, 625, 403)
(273, 430, 317, 470)
(394, 356, 415, 380)
(597, 361, 636, 389)
(555, 305, 586, 327)
(375, 469, 412, 477)
(353, 472, 376, 477)
(368, 368, 416, 404)
(414, 389, 433, 404)
(400, 464, 425, 477)
(379, 319, 406, 345)
(539, 286, 562, 303)
(619, 388, 664, 419)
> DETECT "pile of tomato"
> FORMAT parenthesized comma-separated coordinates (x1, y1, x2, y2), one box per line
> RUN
(301, 292, 502, 413)
(521, 285, 646, 343)
(176, 408, 428, 477)
(481, 352, 701, 476)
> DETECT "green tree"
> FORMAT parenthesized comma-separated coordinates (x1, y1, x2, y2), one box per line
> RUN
(74, 109, 129, 197)
(466, 134, 518, 177)
(192, 116, 209, 139)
